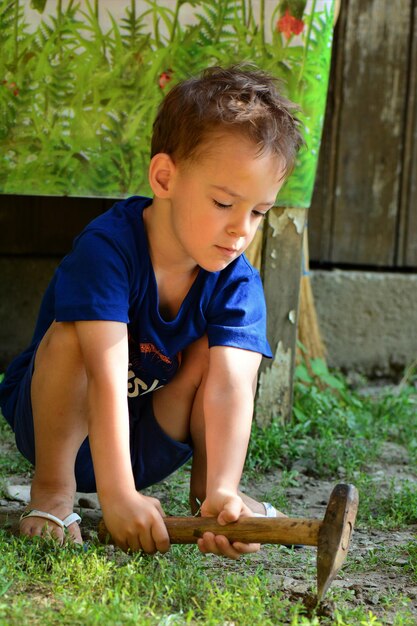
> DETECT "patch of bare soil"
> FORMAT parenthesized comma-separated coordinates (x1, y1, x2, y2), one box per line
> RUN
(1, 439, 417, 623)
(244, 441, 417, 622)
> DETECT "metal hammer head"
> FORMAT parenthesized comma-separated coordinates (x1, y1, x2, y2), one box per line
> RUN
(316, 483, 359, 603)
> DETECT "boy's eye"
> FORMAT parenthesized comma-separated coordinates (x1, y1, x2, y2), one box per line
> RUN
(252, 210, 267, 218)
(213, 199, 232, 209)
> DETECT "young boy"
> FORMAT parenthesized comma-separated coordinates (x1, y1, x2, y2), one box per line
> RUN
(0, 65, 303, 559)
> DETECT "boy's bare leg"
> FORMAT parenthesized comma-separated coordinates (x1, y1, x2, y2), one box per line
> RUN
(152, 336, 209, 513)
(20, 322, 88, 543)
(152, 336, 281, 517)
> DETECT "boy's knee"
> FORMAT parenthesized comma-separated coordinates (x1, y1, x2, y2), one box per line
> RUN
(181, 335, 209, 388)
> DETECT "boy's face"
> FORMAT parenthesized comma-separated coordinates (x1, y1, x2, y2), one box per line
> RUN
(166, 132, 286, 273)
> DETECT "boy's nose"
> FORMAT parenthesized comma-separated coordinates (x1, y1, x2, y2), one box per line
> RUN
(227, 214, 251, 238)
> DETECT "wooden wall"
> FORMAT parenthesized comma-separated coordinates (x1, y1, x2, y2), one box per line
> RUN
(0, 195, 113, 256)
(309, 0, 417, 269)
(1, 0, 416, 269)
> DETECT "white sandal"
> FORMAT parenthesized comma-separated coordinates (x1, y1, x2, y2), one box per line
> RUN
(20, 509, 81, 529)
(252, 502, 280, 518)
(262, 502, 279, 517)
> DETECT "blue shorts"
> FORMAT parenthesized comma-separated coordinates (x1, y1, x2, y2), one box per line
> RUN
(6, 351, 193, 493)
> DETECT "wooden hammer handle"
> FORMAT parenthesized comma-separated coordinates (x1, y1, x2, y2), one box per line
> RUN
(163, 516, 321, 546)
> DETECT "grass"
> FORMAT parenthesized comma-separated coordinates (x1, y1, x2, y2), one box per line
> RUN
(0, 533, 314, 624)
(404, 541, 417, 582)
(0, 361, 417, 624)
(246, 360, 417, 529)
(1, 532, 407, 626)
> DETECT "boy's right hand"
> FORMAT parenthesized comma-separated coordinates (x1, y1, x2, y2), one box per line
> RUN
(100, 491, 170, 554)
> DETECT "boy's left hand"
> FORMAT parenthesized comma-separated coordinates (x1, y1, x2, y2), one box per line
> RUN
(197, 492, 261, 559)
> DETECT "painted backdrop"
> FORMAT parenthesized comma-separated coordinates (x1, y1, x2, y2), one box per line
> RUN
(0, 0, 334, 207)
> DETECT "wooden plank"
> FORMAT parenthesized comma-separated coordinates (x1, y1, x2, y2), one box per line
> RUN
(330, 0, 412, 266)
(309, 3, 346, 264)
(398, 2, 417, 268)
(256, 207, 306, 425)
(308, 3, 346, 263)
(0, 195, 116, 255)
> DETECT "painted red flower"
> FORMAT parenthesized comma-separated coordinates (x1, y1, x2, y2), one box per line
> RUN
(158, 69, 173, 89)
(277, 9, 304, 40)
(9, 82, 19, 96)
(2, 80, 19, 96)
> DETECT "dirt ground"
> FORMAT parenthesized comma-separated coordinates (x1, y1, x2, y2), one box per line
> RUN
(1, 438, 417, 623)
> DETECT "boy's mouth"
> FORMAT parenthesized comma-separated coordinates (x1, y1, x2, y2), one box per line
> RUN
(215, 245, 239, 257)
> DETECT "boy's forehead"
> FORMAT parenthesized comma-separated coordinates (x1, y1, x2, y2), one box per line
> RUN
(197, 129, 254, 154)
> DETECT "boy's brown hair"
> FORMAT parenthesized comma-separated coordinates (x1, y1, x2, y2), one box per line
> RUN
(151, 65, 304, 178)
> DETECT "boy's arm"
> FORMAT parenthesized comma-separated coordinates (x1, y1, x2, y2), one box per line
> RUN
(74, 320, 170, 554)
(204, 345, 261, 504)
(199, 345, 262, 555)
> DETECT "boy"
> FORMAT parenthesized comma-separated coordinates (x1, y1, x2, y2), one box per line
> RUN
(0, 65, 303, 559)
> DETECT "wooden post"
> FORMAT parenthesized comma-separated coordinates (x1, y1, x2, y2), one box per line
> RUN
(255, 207, 306, 426)
(398, 0, 417, 267)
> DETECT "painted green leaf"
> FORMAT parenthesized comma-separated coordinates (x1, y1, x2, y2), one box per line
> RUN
(0, 0, 334, 205)
(30, 0, 48, 13)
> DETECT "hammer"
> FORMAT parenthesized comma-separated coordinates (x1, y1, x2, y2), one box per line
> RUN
(98, 483, 358, 603)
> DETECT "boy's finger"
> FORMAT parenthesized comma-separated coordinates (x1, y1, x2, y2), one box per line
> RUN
(139, 525, 159, 554)
(217, 502, 241, 525)
(151, 521, 170, 553)
(198, 533, 245, 560)
(115, 537, 129, 552)
(232, 541, 261, 554)
(126, 536, 142, 552)
(197, 532, 219, 555)
(150, 497, 166, 518)
(198, 532, 233, 557)
(213, 534, 245, 559)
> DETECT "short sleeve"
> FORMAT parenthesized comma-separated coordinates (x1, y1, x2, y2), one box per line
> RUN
(54, 230, 132, 323)
(206, 263, 272, 358)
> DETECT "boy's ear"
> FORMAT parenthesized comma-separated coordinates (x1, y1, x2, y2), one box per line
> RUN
(148, 153, 176, 198)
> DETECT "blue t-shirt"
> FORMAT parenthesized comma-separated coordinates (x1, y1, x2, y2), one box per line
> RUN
(0, 196, 272, 423)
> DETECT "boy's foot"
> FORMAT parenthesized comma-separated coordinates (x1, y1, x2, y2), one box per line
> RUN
(260, 501, 286, 517)
(19, 493, 83, 545)
(239, 492, 286, 517)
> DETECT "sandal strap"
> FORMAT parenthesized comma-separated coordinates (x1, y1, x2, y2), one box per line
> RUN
(20, 509, 81, 529)
(262, 502, 278, 518)
(62, 512, 82, 527)
(251, 502, 279, 518)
